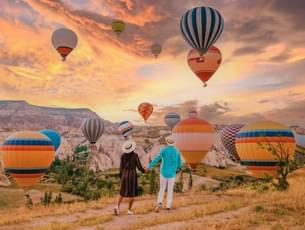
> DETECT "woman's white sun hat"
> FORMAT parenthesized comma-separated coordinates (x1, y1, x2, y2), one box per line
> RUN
(122, 140, 136, 153)
(165, 135, 175, 146)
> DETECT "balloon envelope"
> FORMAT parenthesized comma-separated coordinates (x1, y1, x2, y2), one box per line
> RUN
(118, 121, 133, 137)
(112, 20, 125, 36)
(173, 111, 215, 168)
(235, 121, 296, 177)
(187, 46, 222, 86)
(81, 118, 104, 144)
(138, 103, 153, 122)
(40, 129, 61, 151)
(220, 124, 244, 161)
(164, 112, 181, 130)
(151, 44, 162, 58)
(51, 28, 78, 61)
(180, 6, 224, 55)
(2, 131, 55, 188)
(295, 133, 305, 159)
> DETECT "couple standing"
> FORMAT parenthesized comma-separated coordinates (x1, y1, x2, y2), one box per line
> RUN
(114, 135, 182, 215)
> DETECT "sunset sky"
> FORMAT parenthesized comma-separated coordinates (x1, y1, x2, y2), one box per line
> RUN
(0, 0, 304, 126)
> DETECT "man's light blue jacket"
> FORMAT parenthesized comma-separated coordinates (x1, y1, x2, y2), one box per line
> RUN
(148, 145, 182, 178)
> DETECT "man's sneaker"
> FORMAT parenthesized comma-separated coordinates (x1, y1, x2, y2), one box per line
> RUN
(166, 207, 171, 211)
(127, 210, 134, 215)
(114, 207, 119, 216)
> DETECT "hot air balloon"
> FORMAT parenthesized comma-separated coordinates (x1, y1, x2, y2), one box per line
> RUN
(40, 129, 61, 152)
(220, 124, 244, 161)
(112, 20, 125, 36)
(295, 133, 305, 160)
(164, 112, 181, 130)
(187, 46, 222, 87)
(81, 118, 104, 144)
(151, 44, 162, 58)
(235, 121, 296, 177)
(118, 121, 133, 138)
(180, 6, 224, 56)
(173, 111, 215, 169)
(2, 132, 55, 188)
(138, 103, 153, 123)
(51, 28, 78, 61)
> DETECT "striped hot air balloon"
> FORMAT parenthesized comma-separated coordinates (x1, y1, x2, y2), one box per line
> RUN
(151, 43, 162, 58)
(235, 121, 296, 177)
(173, 111, 215, 169)
(138, 103, 153, 122)
(295, 133, 305, 161)
(51, 28, 78, 61)
(220, 124, 244, 161)
(164, 112, 181, 130)
(118, 121, 133, 138)
(187, 46, 222, 87)
(2, 132, 55, 188)
(180, 6, 224, 56)
(81, 117, 104, 144)
(112, 20, 125, 36)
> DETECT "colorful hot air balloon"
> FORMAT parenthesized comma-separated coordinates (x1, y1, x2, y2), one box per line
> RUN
(187, 46, 222, 87)
(235, 121, 296, 177)
(40, 129, 61, 152)
(151, 43, 162, 58)
(164, 112, 181, 130)
(2, 132, 55, 188)
(180, 6, 224, 56)
(173, 111, 215, 168)
(118, 121, 133, 138)
(295, 133, 305, 160)
(220, 124, 244, 161)
(51, 28, 78, 61)
(138, 103, 153, 122)
(112, 20, 125, 36)
(81, 117, 104, 144)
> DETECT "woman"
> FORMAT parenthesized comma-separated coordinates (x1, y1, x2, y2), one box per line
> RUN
(114, 140, 146, 215)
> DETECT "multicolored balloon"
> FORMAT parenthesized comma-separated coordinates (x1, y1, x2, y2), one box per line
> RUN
(220, 124, 244, 161)
(81, 117, 104, 144)
(164, 112, 181, 130)
(187, 46, 222, 87)
(138, 103, 153, 122)
(295, 133, 305, 159)
(40, 129, 61, 151)
(112, 20, 125, 36)
(235, 121, 296, 177)
(151, 43, 162, 58)
(173, 111, 215, 168)
(2, 132, 55, 188)
(180, 6, 224, 55)
(51, 28, 78, 61)
(118, 121, 133, 138)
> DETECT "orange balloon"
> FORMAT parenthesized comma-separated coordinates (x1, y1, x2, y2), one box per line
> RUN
(138, 102, 153, 122)
(187, 46, 222, 86)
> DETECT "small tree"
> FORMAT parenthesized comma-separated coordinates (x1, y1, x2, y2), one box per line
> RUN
(258, 139, 297, 191)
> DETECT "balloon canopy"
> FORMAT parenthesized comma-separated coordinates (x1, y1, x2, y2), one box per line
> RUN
(118, 121, 133, 138)
(40, 129, 61, 151)
(138, 103, 153, 122)
(180, 6, 224, 55)
(164, 112, 181, 130)
(235, 121, 296, 177)
(187, 46, 222, 86)
(81, 117, 104, 144)
(112, 20, 125, 36)
(220, 124, 244, 161)
(295, 133, 305, 158)
(51, 28, 78, 61)
(150, 43, 162, 58)
(2, 131, 55, 188)
(173, 111, 215, 168)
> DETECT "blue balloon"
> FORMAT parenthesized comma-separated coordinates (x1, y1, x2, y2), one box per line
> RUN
(40, 129, 61, 151)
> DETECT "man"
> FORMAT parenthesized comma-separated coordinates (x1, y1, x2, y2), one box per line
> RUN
(148, 135, 182, 212)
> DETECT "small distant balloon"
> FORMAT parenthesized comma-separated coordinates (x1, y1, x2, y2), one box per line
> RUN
(151, 43, 162, 58)
(81, 117, 104, 144)
(118, 121, 133, 138)
(138, 102, 153, 122)
(164, 112, 181, 130)
(112, 20, 125, 36)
